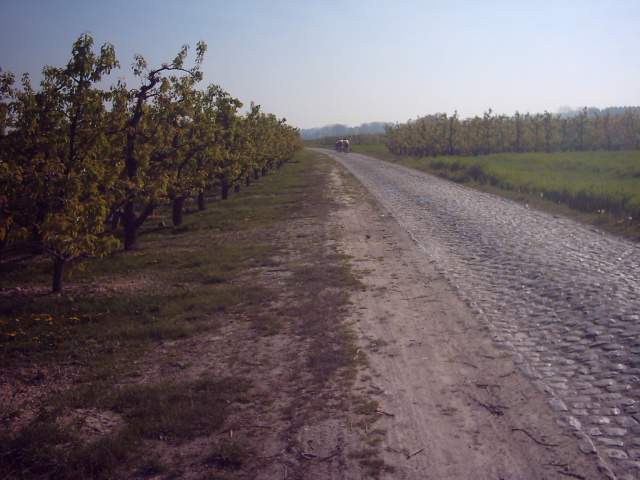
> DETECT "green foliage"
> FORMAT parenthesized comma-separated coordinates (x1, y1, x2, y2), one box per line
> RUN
(2, 35, 121, 291)
(0, 33, 303, 290)
(386, 108, 640, 157)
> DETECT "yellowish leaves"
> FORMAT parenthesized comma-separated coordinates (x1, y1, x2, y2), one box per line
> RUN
(2, 33, 301, 291)
(32, 313, 54, 325)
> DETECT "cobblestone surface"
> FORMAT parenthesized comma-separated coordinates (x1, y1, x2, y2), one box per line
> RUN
(324, 150, 640, 479)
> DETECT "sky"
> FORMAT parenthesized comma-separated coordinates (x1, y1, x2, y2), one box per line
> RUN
(1, 0, 638, 129)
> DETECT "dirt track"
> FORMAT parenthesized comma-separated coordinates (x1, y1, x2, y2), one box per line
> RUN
(319, 148, 640, 479)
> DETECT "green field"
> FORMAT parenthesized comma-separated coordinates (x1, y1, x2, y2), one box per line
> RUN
(352, 144, 640, 240)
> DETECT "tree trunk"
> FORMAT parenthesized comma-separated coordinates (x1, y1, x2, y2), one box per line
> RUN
(172, 196, 185, 226)
(221, 177, 230, 200)
(110, 210, 121, 231)
(31, 226, 44, 254)
(254, 169, 260, 180)
(123, 201, 138, 250)
(52, 257, 65, 293)
(234, 184, 240, 193)
(197, 191, 206, 211)
(122, 200, 154, 250)
(0, 236, 7, 264)
(124, 222, 138, 250)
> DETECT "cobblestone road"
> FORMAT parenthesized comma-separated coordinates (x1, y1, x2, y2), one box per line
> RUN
(320, 149, 640, 479)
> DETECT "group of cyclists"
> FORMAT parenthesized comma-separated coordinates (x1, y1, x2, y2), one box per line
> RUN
(334, 138, 351, 153)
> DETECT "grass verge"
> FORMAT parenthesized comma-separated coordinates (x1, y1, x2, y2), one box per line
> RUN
(0, 149, 370, 479)
(352, 143, 640, 241)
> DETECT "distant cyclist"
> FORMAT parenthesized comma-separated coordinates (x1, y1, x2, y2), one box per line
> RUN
(334, 139, 350, 153)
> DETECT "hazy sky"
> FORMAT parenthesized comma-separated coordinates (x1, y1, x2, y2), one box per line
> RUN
(1, 0, 638, 129)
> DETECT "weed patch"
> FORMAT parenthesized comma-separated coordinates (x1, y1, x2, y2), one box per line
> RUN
(205, 440, 247, 470)
(105, 377, 250, 440)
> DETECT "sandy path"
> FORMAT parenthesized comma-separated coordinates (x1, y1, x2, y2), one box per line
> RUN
(318, 148, 640, 480)
(327, 159, 607, 479)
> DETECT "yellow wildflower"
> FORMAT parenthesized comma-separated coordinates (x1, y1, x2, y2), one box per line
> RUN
(33, 314, 54, 323)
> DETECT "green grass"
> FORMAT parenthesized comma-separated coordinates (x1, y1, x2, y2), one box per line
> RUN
(0, 149, 350, 479)
(0, 157, 316, 362)
(0, 421, 130, 480)
(0, 149, 376, 479)
(205, 440, 247, 470)
(286, 252, 363, 385)
(97, 377, 251, 440)
(352, 144, 640, 240)
(0, 377, 250, 479)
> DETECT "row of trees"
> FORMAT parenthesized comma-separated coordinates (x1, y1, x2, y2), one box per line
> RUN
(0, 35, 302, 291)
(385, 108, 640, 157)
(305, 132, 386, 147)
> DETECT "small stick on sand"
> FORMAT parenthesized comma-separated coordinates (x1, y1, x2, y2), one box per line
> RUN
(406, 447, 424, 460)
(511, 428, 559, 447)
(376, 409, 395, 417)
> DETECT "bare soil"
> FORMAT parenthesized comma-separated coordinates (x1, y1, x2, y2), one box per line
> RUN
(328, 161, 606, 479)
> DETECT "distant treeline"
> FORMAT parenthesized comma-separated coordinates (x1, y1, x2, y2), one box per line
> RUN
(386, 108, 640, 157)
(305, 133, 386, 146)
(300, 122, 388, 140)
